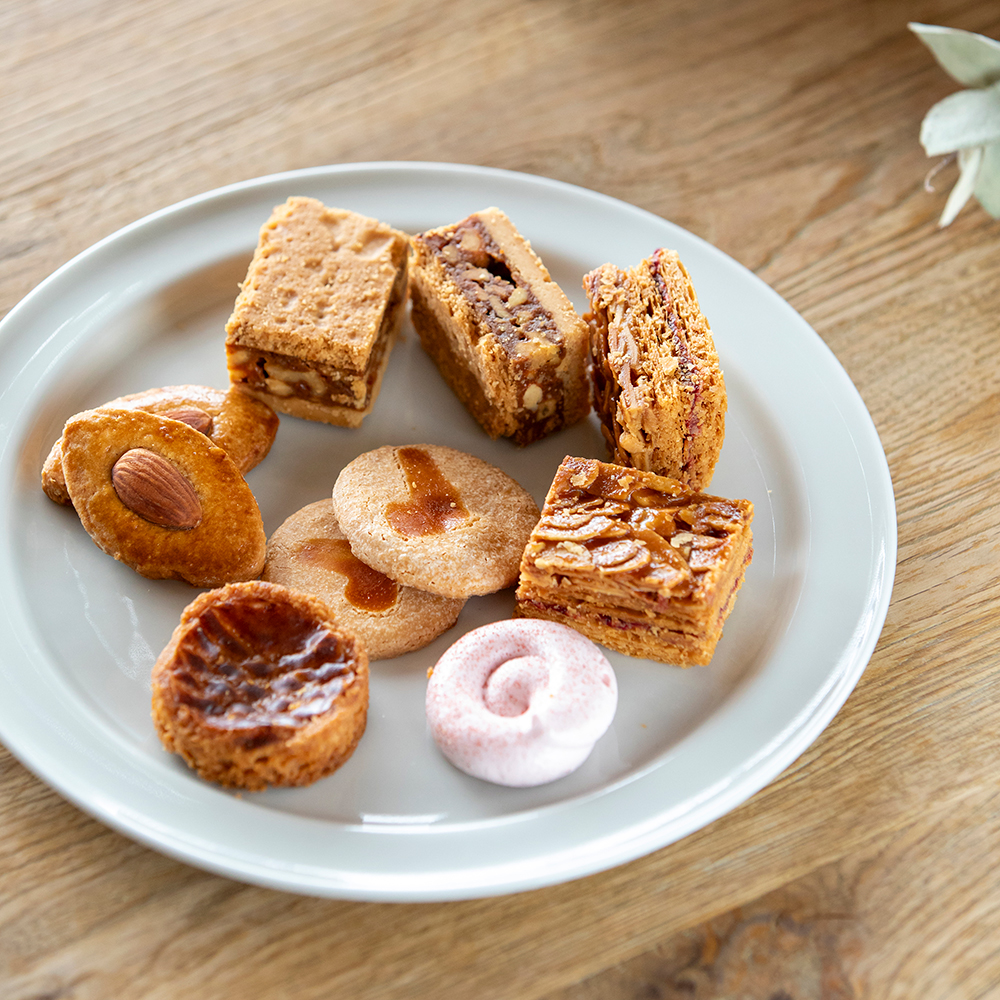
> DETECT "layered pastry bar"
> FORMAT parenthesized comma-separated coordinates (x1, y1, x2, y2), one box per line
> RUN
(585, 249, 726, 491)
(225, 197, 409, 426)
(409, 207, 590, 445)
(515, 456, 753, 666)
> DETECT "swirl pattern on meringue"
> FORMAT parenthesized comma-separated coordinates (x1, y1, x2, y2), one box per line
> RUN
(425, 620, 618, 787)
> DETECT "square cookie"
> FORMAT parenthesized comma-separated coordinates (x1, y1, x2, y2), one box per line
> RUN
(409, 207, 590, 445)
(225, 197, 409, 426)
(515, 456, 753, 666)
(585, 248, 726, 490)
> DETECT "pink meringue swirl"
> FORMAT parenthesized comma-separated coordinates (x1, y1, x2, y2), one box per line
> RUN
(426, 619, 618, 787)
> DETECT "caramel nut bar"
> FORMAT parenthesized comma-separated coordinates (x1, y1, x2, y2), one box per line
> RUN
(515, 456, 753, 666)
(225, 197, 409, 427)
(585, 249, 726, 490)
(409, 207, 590, 445)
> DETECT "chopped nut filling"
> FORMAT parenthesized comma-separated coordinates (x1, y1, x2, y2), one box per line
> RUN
(226, 255, 405, 412)
(424, 219, 560, 350)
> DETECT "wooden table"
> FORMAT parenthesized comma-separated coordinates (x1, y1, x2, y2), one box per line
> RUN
(2, 1, 998, 997)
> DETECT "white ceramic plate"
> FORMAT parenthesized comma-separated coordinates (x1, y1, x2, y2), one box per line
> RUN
(0, 163, 895, 901)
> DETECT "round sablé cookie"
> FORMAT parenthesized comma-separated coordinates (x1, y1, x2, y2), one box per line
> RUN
(42, 384, 278, 506)
(152, 580, 368, 790)
(263, 499, 465, 660)
(331, 444, 540, 599)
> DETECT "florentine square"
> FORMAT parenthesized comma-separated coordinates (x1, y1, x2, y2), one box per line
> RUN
(585, 249, 726, 490)
(515, 456, 753, 666)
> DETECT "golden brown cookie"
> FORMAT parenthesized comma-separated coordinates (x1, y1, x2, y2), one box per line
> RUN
(42, 385, 278, 506)
(409, 207, 590, 445)
(225, 197, 409, 427)
(515, 456, 753, 666)
(152, 581, 368, 790)
(62, 407, 267, 586)
(263, 499, 465, 660)
(331, 444, 540, 599)
(585, 249, 727, 491)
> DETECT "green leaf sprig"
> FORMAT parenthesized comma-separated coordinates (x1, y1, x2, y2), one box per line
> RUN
(910, 22, 1000, 226)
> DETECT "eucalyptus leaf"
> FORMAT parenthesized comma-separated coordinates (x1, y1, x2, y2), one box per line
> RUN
(920, 81, 1000, 155)
(939, 146, 982, 226)
(909, 22, 1000, 87)
(973, 140, 1000, 216)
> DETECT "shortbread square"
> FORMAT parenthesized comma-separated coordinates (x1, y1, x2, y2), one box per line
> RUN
(515, 456, 753, 666)
(225, 197, 409, 426)
(409, 207, 590, 445)
(585, 249, 726, 490)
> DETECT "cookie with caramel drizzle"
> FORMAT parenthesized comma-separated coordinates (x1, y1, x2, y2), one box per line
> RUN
(263, 499, 464, 660)
(332, 444, 540, 599)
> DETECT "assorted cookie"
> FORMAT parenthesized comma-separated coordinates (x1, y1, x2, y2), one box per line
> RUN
(225, 197, 409, 427)
(409, 207, 590, 445)
(263, 499, 464, 660)
(61, 407, 267, 587)
(44, 198, 756, 791)
(152, 581, 368, 790)
(515, 456, 753, 666)
(331, 443, 540, 599)
(585, 249, 727, 491)
(42, 384, 278, 506)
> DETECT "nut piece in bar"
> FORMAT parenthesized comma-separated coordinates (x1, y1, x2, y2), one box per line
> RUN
(409, 207, 590, 445)
(515, 456, 753, 666)
(61, 407, 267, 587)
(585, 249, 726, 491)
(152, 581, 369, 790)
(225, 197, 409, 427)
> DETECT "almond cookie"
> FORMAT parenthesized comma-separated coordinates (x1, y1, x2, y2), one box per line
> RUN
(62, 407, 266, 586)
(152, 580, 368, 790)
(263, 499, 464, 660)
(42, 384, 278, 506)
(331, 444, 540, 599)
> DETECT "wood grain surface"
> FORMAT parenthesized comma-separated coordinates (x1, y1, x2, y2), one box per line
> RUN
(2, 1, 999, 998)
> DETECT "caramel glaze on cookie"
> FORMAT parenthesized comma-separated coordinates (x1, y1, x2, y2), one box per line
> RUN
(62, 407, 266, 586)
(263, 499, 465, 660)
(332, 444, 540, 599)
(42, 385, 278, 506)
(152, 581, 368, 790)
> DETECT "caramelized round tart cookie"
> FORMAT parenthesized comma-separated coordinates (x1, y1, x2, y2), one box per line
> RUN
(42, 384, 278, 506)
(331, 444, 540, 599)
(151, 581, 369, 790)
(263, 499, 465, 660)
(61, 407, 266, 586)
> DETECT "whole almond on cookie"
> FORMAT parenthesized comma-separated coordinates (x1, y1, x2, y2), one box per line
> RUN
(111, 448, 203, 529)
(160, 406, 214, 436)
